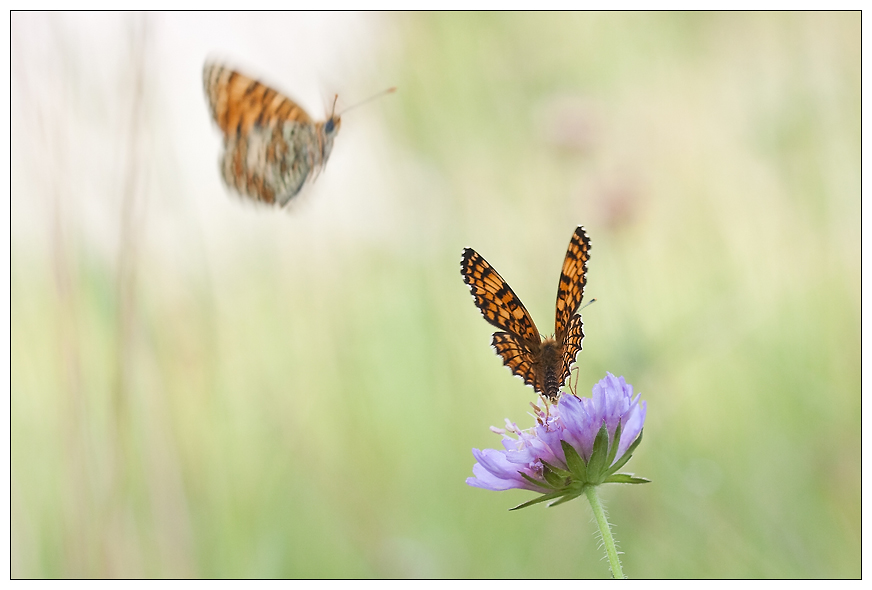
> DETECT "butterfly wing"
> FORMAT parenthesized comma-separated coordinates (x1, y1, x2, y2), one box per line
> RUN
(203, 63, 312, 137)
(491, 332, 538, 389)
(460, 248, 541, 345)
(219, 123, 316, 206)
(558, 313, 585, 388)
(554, 226, 592, 341)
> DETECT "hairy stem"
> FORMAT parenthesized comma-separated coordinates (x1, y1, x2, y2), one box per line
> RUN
(584, 485, 624, 579)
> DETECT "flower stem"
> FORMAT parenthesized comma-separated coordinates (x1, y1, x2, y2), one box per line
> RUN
(583, 485, 624, 579)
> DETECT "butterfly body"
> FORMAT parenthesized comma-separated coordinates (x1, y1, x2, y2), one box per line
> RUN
(535, 338, 563, 398)
(203, 63, 340, 206)
(521, 336, 563, 400)
(461, 227, 591, 401)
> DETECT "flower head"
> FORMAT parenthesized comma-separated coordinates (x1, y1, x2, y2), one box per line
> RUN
(467, 372, 649, 509)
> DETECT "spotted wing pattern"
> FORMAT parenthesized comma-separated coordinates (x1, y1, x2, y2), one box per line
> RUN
(203, 63, 340, 206)
(558, 313, 585, 388)
(203, 63, 313, 137)
(491, 332, 537, 389)
(460, 248, 541, 345)
(554, 226, 592, 341)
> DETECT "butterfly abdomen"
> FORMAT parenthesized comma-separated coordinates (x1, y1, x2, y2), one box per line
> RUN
(536, 338, 564, 400)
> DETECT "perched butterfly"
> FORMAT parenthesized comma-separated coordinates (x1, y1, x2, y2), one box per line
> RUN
(203, 62, 394, 207)
(460, 226, 592, 401)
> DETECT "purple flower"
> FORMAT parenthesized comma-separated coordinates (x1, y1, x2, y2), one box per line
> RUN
(467, 373, 649, 509)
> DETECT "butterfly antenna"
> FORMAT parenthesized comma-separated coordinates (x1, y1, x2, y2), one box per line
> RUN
(330, 93, 339, 118)
(579, 298, 597, 312)
(336, 86, 396, 116)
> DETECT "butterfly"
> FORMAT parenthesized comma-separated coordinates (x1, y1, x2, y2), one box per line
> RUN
(203, 62, 343, 207)
(460, 226, 592, 401)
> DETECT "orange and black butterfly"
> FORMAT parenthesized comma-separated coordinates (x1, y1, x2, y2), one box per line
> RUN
(460, 226, 592, 401)
(203, 62, 344, 207)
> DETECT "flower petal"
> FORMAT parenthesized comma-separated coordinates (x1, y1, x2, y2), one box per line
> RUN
(468, 373, 647, 494)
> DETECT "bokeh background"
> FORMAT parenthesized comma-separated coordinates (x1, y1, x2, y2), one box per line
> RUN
(11, 11, 860, 578)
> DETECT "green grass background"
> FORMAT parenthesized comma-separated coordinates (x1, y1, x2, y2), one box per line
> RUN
(11, 12, 859, 578)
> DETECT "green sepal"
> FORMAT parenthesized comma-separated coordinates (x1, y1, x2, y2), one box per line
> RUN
(605, 429, 644, 477)
(542, 465, 567, 488)
(546, 487, 585, 507)
(561, 440, 587, 482)
(586, 421, 610, 483)
(540, 460, 571, 488)
(604, 473, 651, 485)
(509, 488, 569, 511)
(540, 459, 572, 480)
(520, 472, 555, 490)
(605, 420, 623, 468)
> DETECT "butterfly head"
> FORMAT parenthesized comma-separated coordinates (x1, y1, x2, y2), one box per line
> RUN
(323, 116, 341, 135)
(326, 94, 342, 133)
(323, 112, 342, 143)
(317, 95, 342, 163)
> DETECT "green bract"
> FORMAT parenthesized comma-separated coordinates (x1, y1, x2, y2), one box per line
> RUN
(511, 421, 649, 511)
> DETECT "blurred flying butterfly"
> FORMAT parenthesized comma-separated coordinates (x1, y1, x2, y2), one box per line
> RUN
(203, 62, 394, 207)
(460, 226, 592, 401)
